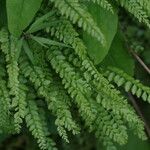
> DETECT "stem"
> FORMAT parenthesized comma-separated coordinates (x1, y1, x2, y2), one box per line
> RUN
(130, 50, 150, 74)
(128, 93, 150, 138)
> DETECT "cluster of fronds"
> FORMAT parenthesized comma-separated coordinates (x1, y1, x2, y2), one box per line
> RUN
(0, 0, 150, 150)
(103, 67, 150, 102)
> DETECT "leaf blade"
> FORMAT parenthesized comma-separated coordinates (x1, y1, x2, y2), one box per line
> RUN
(83, 3, 118, 64)
(100, 31, 135, 76)
(6, 0, 42, 37)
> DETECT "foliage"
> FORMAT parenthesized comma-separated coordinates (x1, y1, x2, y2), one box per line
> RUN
(100, 30, 135, 75)
(83, 2, 118, 64)
(0, 0, 150, 150)
(6, 0, 42, 37)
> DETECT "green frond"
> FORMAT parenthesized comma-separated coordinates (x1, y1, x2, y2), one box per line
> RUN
(19, 54, 80, 142)
(25, 94, 57, 150)
(47, 81, 80, 142)
(131, 0, 150, 16)
(50, 0, 105, 43)
(0, 29, 19, 98)
(0, 2, 149, 149)
(78, 57, 146, 140)
(49, 19, 87, 59)
(0, 57, 15, 134)
(62, 48, 82, 68)
(44, 41, 147, 141)
(0, 29, 26, 132)
(90, 100, 128, 145)
(47, 46, 96, 127)
(12, 84, 28, 132)
(3, 36, 19, 95)
(86, 0, 114, 13)
(116, 0, 150, 28)
(46, 46, 146, 144)
(104, 66, 150, 102)
(38, 108, 58, 150)
(51, 45, 146, 141)
(101, 137, 117, 150)
(0, 77, 13, 134)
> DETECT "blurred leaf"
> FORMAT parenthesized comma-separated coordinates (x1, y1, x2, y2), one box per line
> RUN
(6, 0, 42, 37)
(100, 30, 135, 76)
(0, 0, 7, 27)
(142, 49, 150, 65)
(0, 134, 8, 143)
(23, 40, 35, 65)
(83, 3, 118, 64)
(116, 133, 150, 150)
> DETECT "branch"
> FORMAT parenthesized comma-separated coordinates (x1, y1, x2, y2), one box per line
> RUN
(128, 93, 150, 138)
(130, 50, 150, 74)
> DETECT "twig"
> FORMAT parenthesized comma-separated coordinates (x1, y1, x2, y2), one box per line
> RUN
(130, 50, 150, 74)
(128, 93, 150, 138)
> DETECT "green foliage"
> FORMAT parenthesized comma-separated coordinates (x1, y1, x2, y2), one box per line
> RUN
(116, 0, 150, 28)
(100, 31, 135, 75)
(103, 67, 150, 102)
(0, 0, 7, 28)
(83, 3, 118, 64)
(6, 0, 42, 37)
(0, 66, 14, 134)
(19, 53, 80, 142)
(48, 18, 88, 60)
(117, 133, 150, 150)
(25, 94, 57, 150)
(86, 0, 114, 13)
(0, 0, 150, 150)
(50, 0, 105, 44)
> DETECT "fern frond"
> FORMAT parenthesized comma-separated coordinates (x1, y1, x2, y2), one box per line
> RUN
(0, 2, 149, 148)
(19, 54, 80, 142)
(131, 0, 150, 16)
(12, 84, 28, 132)
(0, 29, 19, 98)
(86, 0, 114, 13)
(50, 0, 105, 43)
(103, 66, 150, 102)
(0, 77, 13, 133)
(3, 36, 19, 95)
(46, 46, 143, 145)
(90, 99, 128, 145)
(38, 108, 58, 150)
(49, 19, 87, 59)
(48, 78, 81, 136)
(25, 94, 57, 150)
(101, 137, 117, 150)
(0, 51, 16, 134)
(116, 0, 150, 28)
(47, 46, 96, 127)
(47, 44, 146, 141)
(59, 49, 146, 140)
(0, 29, 27, 132)
(72, 55, 147, 140)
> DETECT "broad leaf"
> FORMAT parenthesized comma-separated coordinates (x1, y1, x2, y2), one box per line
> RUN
(6, 0, 42, 37)
(83, 3, 118, 64)
(100, 30, 135, 76)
